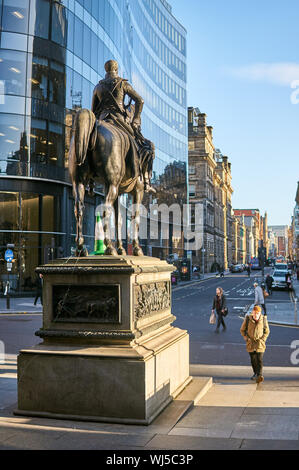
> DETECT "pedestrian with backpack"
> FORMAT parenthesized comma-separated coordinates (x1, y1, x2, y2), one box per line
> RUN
(240, 305, 270, 383)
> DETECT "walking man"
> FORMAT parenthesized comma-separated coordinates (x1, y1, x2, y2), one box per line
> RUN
(265, 274, 273, 296)
(246, 264, 251, 277)
(34, 273, 43, 306)
(254, 281, 266, 315)
(240, 305, 270, 383)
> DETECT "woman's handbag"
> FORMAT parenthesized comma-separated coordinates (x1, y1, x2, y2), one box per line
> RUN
(222, 307, 228, 317)
(263, 288, 269, 298)
(209, 311, 216, 324)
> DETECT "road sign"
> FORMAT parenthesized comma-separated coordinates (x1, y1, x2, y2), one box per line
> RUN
(6, 262, 12, 271)
(4, 249, 14, 262)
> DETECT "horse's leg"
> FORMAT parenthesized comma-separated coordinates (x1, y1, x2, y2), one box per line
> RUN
(132, 184, 144, 256)
(73, 180, 87, 257)
(103, 184, 118, 256)
(114, 198, 126, 255)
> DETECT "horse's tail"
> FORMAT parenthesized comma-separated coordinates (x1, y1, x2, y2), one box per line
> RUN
(74, 108, 96, 166)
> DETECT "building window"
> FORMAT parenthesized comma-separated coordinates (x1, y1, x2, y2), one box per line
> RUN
(189, 165, 195, 175)
(189, 184, 195, 197)
(2, 0, 29, 34)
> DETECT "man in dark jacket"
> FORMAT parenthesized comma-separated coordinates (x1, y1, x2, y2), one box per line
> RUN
(34, 273, 43, 306)
(265, 274, 273, 296)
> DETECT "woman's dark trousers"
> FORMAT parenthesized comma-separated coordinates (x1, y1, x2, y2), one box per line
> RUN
(216, 311, 226, 331)
(249, 351, 264, 376)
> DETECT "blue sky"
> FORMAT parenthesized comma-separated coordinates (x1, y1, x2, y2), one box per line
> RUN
(170, 0, 299, 225)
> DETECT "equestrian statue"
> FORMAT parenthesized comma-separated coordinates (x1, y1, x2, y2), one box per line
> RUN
(68, 60, 156, 256)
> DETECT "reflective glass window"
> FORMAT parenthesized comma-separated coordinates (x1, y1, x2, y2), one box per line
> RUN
(42, 194, 54, 232)
(90, 31, 98, 71)
(98, 0, 104, 25)
(91, 0, 98, 21)
(49, 60, 66, 107)
(84, 0, 92, 14)
(72, 71, 82, 108)
(81, 77, 90, 109)
(66, 10, 74, 53)
(74, 16, 83, 58)
(31, 55, 48, 101)
(2, 0, 29, 34)
(0, 31, 27, 51)
(83, 24, 91, 65)
(0, 49, 26, 96)
(29, 0, 50, 39)
(49, 121, 64, 167)
(0, 95, 25, 115)
(0, 191, 19, 230)
(0, 113, 26, 169)
(21, 193, 39, 231)
(65, 66, 73, 109)
(51, 2, 66, 47)
(30, 117, 47, 173)
(97, 39, 104, 75)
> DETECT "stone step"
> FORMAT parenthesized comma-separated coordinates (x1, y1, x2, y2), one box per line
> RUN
(151, 377, 213, 433)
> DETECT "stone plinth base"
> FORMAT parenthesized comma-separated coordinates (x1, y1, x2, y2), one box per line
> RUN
(15, 256, 190, 424)
(16, 326, 190, 425)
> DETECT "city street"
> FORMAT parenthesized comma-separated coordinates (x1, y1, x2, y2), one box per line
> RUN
(172, 269, 298, 367)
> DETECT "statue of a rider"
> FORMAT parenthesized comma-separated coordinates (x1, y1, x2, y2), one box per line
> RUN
(91, 59, 155, 194)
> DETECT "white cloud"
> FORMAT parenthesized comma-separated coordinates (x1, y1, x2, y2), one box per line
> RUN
(225, 63, 299, 86)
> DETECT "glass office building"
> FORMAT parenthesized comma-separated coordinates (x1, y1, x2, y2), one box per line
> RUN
(0, 0, 187, 294)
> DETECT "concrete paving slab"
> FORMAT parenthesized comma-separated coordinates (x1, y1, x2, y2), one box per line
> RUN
(0, 423, 154, 450)
(195, 384, 256, 407)
(169, 426, 233, 439)
(145, 434, 242, 450)
(240, 439, 299, 450)
(174, 405, 245, 430)
(0, 427, 68, 450)
(249, 390, 299, 408)
(244, 407, 299, 416)
(231, 414, 299, 440)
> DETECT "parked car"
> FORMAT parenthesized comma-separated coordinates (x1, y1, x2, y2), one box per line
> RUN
(230, 264, 243, 273)
(274, 263, 288, 272)
(272, 270, 290, 290)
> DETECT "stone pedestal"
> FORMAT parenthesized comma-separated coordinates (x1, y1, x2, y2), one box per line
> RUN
(15, 256, 190, 424)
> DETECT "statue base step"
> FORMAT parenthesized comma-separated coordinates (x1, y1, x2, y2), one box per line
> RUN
(15, 325, 190, 425)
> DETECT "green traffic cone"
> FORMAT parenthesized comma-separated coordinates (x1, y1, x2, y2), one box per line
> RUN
(89, 214, 106, 255)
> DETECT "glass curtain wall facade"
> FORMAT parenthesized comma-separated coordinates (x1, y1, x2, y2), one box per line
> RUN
(0, 0, 187, 294)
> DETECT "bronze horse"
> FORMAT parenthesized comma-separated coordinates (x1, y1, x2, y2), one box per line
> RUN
(68, 108, 145, 256)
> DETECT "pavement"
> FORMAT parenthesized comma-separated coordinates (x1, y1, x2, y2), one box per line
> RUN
(0, 357, 299, 450)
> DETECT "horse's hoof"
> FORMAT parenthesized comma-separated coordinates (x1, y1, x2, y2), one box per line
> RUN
(117, 247, 127, 256)
(75, 248, 88, 257)
(133, 246, 143, 256)
(104, 246, 118, 256)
